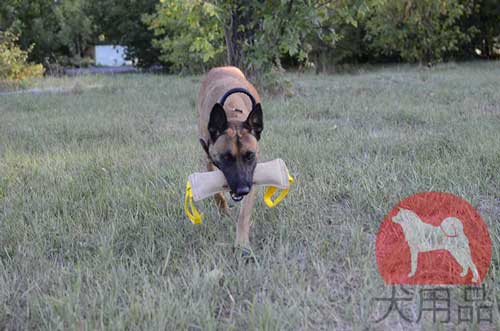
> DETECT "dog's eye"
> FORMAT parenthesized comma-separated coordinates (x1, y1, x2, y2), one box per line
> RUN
(244, 152, 255, 161)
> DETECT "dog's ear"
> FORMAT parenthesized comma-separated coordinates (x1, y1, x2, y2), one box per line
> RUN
(244, 103, 263, 140)
(208, 103, 228, 142)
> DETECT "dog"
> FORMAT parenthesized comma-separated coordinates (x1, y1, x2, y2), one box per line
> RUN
(391, 208, 479, 282)
(197, 67, 263, 250)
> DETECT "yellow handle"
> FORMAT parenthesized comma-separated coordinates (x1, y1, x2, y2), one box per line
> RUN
(184, 181, 203, 224)
(263, 174, 294, 208)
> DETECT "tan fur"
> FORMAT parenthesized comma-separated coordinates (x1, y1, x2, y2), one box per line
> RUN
(198, 67, 260, 144)
(197, 66, 262, 249)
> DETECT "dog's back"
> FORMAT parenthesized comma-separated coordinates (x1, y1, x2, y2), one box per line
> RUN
(198, 67, 260, 144)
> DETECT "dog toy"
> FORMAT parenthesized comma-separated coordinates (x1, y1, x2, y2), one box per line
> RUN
(184, 158, 294, 224)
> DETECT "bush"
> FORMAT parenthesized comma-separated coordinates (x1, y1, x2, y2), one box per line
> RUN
(365, 0, 470, 63)
(0, 30, 44, 81)
(144, 0, 225, 73)
(308, 0, 371, 68)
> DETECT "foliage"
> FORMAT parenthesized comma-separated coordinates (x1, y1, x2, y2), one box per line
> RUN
(365, 0, 471, 63)
(143, 0, 485, 74)
(0, 30, 44, 81)
(145, 0, 334, 77)
(53, 0, 95, 59)
(237, 1, 326, 75)
(297, 0, 499, 67)
(307, 0, 373, 69)
(0, 0, 97, 65)
(91, 0, 161, 67)
(1, 0, 499, 72)
(1, 1, 56, 63)
(460, 0, 500, 58)
(144, 0, 225, 72)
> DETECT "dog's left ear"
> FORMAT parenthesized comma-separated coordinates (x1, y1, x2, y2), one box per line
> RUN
(244, 104, 263, 140)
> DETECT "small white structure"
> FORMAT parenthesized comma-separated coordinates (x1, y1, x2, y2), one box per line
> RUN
(95, 45, 129, 66)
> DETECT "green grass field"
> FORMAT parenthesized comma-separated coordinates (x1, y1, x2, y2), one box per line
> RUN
(1, 62, 499, 330)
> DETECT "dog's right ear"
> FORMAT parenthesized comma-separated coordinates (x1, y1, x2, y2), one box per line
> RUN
(208, 103, 228, 142)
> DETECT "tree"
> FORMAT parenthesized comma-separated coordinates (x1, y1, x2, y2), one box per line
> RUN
(0, 0, 60, 63)
(0, 0, 97, 65)
(224, 1, 323, 75)
(307, 0, 374, 70)
(365, 0, 470, 63)
(91, 0, 161, 67)
(144, 0, 225, 72)
(460, 0, 500, 58)
(53, 0, 96, 62)
(2, 0, 498, 70)
(146, 0, 333, 78)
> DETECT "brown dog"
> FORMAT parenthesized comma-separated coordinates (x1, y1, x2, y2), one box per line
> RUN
(197, 66, 263, 250)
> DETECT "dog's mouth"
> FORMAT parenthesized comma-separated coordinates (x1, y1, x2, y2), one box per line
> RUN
(230, 192, 245, 202)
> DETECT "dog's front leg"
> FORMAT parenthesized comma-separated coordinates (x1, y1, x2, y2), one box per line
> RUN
(235, 187, 256, 249)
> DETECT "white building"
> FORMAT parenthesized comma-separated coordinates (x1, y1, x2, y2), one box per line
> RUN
(95, 45, 130, 66)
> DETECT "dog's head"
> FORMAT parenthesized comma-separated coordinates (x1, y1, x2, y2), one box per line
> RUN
(391, 208, 415, 224)
(207, 103, 263, 201)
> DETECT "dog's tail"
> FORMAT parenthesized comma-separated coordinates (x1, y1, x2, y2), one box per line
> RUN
(440, 217, 466, 238)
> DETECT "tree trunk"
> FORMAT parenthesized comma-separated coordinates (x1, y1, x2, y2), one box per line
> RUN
(483, 36, 491, 58)
(224, 1, 253, 71)
(224, 13, 243, 69)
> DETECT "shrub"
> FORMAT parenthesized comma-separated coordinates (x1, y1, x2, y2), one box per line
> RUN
(365, 0, 470, 63)
(0, 30, 44, 81)
(144, 0, 225, 73)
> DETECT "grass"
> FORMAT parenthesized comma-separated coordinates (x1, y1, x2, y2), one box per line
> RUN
(1, 61, 499, 330)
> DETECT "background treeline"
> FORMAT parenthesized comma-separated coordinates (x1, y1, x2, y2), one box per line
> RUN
(1, 0, 499, 76)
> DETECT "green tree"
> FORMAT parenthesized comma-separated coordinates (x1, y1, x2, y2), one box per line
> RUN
(365, 0, 470, 63)
(54, 0, 96, 62)
(226, 1, 323, 75)
(146, 0, 334, 77)
(91, 0, 161, 67)
(0, 0, 59, 63)
(144, 0, 225, 72)
(307, 0, 374, 70)
(461, 0, 500, 58)
(2, 0, 498, 70)
(0, 0, 97, 65)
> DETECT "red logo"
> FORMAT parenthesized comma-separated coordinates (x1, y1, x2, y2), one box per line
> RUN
(376, 192, 491, 285)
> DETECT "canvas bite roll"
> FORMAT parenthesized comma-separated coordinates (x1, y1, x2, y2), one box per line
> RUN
(188, 158, 291, 201)
(184, 159, 294, 224)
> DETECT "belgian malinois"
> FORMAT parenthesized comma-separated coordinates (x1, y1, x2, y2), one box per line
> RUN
(198, 66, 263, 250)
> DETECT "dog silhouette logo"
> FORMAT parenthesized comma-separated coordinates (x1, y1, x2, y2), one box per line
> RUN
(376, 192, 491, 284)
(392, 208, 479, 282)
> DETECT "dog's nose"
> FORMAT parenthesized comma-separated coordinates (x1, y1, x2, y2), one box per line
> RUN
(236, 186, 250, 196)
